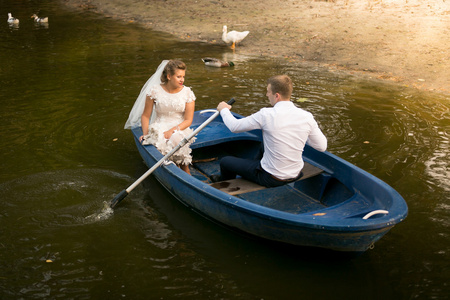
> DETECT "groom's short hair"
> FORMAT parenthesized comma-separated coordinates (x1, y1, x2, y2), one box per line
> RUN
(267, 75, 292, 100)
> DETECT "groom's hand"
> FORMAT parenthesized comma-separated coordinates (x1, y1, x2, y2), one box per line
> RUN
(217, 101, 232, 111)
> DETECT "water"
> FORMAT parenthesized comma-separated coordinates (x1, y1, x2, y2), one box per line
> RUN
(1, 0, 449, 299)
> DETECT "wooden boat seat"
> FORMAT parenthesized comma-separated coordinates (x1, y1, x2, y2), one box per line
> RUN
(210, 162, 324, 196)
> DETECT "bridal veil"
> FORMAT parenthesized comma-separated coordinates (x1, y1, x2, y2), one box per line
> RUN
(124, 60, 169, 129)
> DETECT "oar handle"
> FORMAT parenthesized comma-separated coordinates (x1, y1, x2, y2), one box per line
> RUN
(110, 98, 236, 208)
(185, 98, 235, 139)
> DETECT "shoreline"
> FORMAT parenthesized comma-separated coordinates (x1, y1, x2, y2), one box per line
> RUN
(62, 0, 449, 95)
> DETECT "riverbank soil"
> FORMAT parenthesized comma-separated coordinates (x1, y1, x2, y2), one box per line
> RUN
(63, 0, 449, 94)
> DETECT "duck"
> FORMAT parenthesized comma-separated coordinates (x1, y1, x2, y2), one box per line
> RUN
(31, 14, 48, 23)
(202, 57, 235, 68)
(7, 13, 19, 24)
(222, 25, 249, 50)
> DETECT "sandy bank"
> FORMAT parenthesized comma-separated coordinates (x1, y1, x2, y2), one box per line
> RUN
(63, 0, 450, 94)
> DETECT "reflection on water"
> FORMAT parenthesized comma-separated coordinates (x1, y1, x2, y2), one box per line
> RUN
(424, 125, 450, 192)
(0, 0, 449, 298)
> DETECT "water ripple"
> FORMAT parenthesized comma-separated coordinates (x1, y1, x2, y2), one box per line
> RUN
(0, 168, 134, 228)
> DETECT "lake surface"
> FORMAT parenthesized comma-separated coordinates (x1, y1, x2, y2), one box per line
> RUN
(1, 0, 449, 299)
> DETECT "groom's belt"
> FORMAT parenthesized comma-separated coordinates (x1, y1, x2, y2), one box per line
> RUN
(270, 171, 303, 182)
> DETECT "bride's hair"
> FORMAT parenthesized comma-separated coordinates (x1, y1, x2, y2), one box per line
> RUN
(161, 60, 186, 83)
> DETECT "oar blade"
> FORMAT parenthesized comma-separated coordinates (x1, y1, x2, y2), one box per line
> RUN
(110, 189, 128, 208)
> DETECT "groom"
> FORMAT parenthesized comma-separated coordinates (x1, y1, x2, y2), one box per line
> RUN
(216, 75, 327, 187)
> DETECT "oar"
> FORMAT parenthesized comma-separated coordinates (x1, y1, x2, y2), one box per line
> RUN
(110, 98, 236, 208)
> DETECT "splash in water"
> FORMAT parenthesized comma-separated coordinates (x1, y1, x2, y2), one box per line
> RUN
(85, 201, 114, 223)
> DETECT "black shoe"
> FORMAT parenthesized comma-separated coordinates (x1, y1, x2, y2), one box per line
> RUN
(210, 175, 222, 182)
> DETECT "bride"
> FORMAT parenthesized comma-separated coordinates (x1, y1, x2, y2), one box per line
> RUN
(124, 60, 196, 174)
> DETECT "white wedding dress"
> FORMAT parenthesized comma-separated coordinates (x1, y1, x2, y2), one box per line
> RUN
(124, 60, 196, 166)
(141, 84, 196, 165)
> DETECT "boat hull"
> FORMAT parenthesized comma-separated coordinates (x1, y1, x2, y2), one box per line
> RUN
(131, 110, 408, 252)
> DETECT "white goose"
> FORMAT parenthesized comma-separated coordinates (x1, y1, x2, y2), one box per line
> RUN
(31, 14, 48, 23)
(222, 25, 249, 50)
(7, 13, 19, 24)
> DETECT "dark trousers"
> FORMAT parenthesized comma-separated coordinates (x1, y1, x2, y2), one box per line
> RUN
(219, 156, 294, 188)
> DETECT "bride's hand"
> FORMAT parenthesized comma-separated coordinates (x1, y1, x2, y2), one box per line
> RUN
(163, 129, 173, 139)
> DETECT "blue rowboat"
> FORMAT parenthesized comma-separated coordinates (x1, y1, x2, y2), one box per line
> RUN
(131, 109, 408, 252)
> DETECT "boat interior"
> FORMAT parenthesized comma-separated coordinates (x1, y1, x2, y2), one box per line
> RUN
(190, 140, 358, 215)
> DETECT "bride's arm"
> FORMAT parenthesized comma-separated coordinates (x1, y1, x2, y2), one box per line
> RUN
(181, 101, 195, 129)
(140, 96, 154, 141)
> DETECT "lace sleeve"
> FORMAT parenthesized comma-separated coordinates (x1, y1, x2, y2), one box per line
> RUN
(185, 87, 196, 103)
(147, 85, 158, 100)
